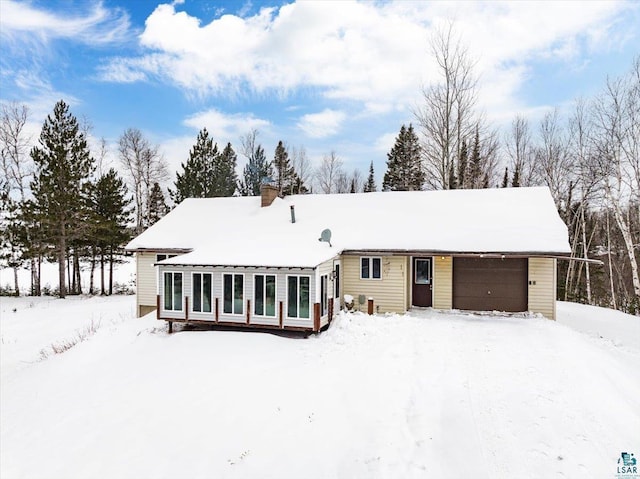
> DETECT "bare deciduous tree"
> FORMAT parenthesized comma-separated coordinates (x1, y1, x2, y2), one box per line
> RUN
(290, 145, 312, 193)
(315, 151, 343, 194)
(0, 102, 32, 199)
(591, 59, 640, 300)
(0, 102, 33, 295)
(118, 128, 168, 233)
(532, 109, 574, 212)
(505, 115, 534, 187)
(415, 24, 479, 189)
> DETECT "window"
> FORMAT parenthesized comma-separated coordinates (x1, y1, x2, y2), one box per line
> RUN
(415, 259, 432, 285)
(192, 273, 212, 313)
(320, 274, 328, 316)
(163, 272, 182, 311)
(223, 274, 244, 315)
(156, 254, 176, 262)
(287, 275, 310, 319)
(254, 274, 276, 317)
(360, 257, 381, 279)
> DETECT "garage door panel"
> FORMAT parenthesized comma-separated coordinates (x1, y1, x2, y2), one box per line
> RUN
(453, 258, 528, 312)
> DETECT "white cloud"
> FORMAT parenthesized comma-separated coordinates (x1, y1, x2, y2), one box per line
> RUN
(183, 108, 271, 142)
(0, 0, 132, 47)
(2, 70, 80, 125)
(374, 132, 398, 154)
(297, 109, 346, 138)
(97, 1, 635, 123)
(96, 59, 147, 83)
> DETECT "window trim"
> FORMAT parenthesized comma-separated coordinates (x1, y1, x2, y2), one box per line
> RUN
(162, 270, 183, 312)
(191, 272, 213, 314)
(222, 272, 245, 316)
(253, 273, 277, 318)
(286, 274, 311, 320)
(360, 256, 382, 280)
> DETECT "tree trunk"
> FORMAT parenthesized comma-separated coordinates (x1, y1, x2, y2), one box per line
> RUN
(580, 206, 592, 304)
(13, 267, 19, 296)
(564, 220, 580, 301)
(109, 248, 114, 295)
(607, 211, 617, 310)
(612, 201, 640, 299)
(74, 253, 81, 294)
(100, 253, 105, 295)
(59, 229, 66, 298)
(89, 247, 96, 295)
(66, 250, 71, 295)
(30, 258, 36, 296)
(36, 255, 41, 296)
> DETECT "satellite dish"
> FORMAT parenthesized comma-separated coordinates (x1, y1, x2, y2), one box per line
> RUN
(318, 228, 332, 247)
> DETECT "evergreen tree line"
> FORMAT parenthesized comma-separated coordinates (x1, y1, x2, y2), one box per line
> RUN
(170, 129, 311, 202)
(172, 127, 380, 198)
(0, 101, 132, 297)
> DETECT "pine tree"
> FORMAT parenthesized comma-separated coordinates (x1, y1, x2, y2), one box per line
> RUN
(29, 100, 94, 298)
(501, 167, 509, 188)
(92, 168, 131, 295)
(448, 161, 457, 190)
(457, 139, 468, 188)
(239, 144, 272, 196)
(171, 128, 219, 203)
(16, 199, 46, 296)
(383, 124, 424, 191)
(148, 182, 169, 225)
(0, 183, 23, 295)
(214, 142, 238, 196)
(469, 128, 482, 188)
(273, 141, 297, 196)
(364, 161, 377, 192)
(291, 175, 308, 195)
(511, 164, 520, 187)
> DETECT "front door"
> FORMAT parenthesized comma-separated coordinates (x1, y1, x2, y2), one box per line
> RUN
(412, 257, 433, 307)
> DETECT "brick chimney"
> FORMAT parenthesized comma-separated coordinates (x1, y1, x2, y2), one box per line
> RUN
(261, 184, 279, 207)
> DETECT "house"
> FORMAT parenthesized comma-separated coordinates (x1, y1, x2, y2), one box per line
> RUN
(125, 185, 571, 332)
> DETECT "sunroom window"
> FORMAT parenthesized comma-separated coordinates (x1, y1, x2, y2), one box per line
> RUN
(192, 273, 212, 313)
(254, 274, 276, 317)
(163, 272, 182, 311)
(223, 273, 244, 315)
(287, 276, 310, 319)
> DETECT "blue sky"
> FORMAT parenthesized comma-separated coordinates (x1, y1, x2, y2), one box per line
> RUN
(1, 0, 639, 189)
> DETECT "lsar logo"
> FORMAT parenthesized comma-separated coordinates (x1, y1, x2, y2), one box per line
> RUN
(616, 452, 639, 478)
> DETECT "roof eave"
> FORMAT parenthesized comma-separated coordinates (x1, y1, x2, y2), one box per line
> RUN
(340, 249, 572, 257)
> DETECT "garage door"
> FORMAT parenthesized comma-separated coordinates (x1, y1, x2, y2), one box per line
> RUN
(453, 258, 528, 312)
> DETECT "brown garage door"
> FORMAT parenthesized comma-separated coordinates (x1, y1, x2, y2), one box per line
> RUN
(453, 258, 528, 312)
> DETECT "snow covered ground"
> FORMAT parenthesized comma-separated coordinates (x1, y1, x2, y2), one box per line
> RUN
(1, 298, 638, 479)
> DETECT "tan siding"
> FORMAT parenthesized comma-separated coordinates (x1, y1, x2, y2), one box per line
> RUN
(317, 257, 338, 327)
(405, 257, 411, 310)
(433, 256, 453, 310)
(341, 255, 407, 313)
(136, 252, 158, 316)
(528, 257, 556, 320)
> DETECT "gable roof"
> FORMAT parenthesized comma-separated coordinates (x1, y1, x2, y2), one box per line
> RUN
(125, 187, 571, 268)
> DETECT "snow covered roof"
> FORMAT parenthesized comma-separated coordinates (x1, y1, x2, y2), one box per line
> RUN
(125, 187, 571, 268)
